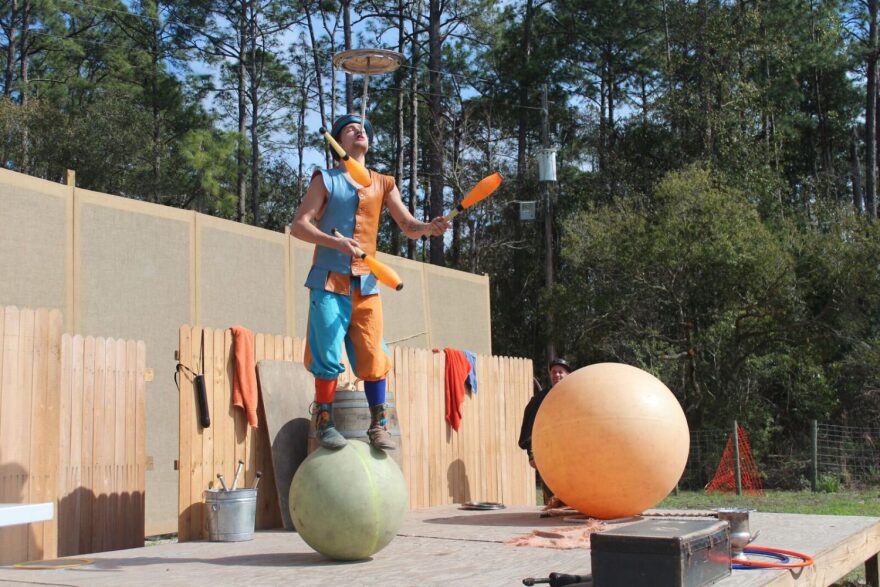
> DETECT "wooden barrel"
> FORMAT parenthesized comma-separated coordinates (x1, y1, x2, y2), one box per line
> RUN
(308, 390, 403, 467)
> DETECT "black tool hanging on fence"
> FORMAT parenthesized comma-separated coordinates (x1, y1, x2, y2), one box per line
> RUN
(175, 330, 211, 429)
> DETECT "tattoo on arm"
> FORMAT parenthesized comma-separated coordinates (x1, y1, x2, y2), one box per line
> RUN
(401, 219, 423, 233)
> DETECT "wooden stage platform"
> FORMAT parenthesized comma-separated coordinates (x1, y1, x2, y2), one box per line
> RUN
(0, 505, 877, 586)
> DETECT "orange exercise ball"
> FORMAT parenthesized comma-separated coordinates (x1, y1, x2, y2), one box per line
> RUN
(532, 362, 689, 519)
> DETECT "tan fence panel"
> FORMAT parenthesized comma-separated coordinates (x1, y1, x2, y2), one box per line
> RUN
(177, 325, 534, 540)
(0, 306, 62, 564)
(58, 334, 146, 556)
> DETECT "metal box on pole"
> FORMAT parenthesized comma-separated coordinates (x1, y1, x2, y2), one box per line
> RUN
(537, 148, 557, 182)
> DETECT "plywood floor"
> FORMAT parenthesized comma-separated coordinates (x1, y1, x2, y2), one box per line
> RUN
(0, 506, 877, 586)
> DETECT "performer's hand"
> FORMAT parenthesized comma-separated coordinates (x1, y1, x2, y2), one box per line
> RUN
(335, 236, 362, 257)
(546, 496, 566, 509)
(423, 216, 450, 237)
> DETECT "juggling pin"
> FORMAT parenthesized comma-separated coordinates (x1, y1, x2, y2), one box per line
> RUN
(319, 127, 372, 188)
(332, 229, 403, 291)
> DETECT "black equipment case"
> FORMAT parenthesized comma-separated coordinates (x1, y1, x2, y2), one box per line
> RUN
(590, 519, 731, 587)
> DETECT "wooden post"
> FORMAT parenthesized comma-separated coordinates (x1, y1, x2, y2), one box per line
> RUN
(65, 169, 75, 187)
(733, 420, 742, 496)
(811, 419, 819, 492)
(540, 84, 555, 363)
(867, 553, 879, 587)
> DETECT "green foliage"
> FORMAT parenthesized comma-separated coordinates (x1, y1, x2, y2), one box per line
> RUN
(816, 474, 841, 493)
(178, 129, 240, 216)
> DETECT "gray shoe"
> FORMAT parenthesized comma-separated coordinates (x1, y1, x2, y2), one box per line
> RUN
(312, 402, 347, 449)
(367, 404, 396, 450)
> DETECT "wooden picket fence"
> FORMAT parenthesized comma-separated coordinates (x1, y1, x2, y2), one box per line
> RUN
(177, 325, 535, 541)
(0, 305, 146, 564)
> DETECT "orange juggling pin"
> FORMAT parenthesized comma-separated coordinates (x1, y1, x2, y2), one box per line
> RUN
(443, 172, 503, 221)
(332, 229, 403, 291)
(319, 127, 372, 188)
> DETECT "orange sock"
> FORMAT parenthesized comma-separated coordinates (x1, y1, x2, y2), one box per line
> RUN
(315, 377, 337, 404)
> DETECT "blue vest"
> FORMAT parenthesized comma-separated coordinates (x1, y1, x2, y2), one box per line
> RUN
(304, 168, 379, 295)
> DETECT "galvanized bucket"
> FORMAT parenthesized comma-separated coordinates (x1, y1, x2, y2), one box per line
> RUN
(204, 488, 256, 542)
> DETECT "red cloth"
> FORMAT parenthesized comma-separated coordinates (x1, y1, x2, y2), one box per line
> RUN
(443, 348, 472, 431)
(230, 325, 259, 428)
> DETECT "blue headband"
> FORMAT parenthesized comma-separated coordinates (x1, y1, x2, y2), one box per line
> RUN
(331, 114, 374, 143)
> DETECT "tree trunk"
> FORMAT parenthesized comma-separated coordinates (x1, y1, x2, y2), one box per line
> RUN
(18, 0, 28, 173)
(700, 0, 712, 156)
(4, 0, 16, 98)
(249, 3, 259, 226)
(407, 1, 421, 260)
(306, 7, 329, 167)
(150, 17, 161, 203)
(343, 0, 353, 112)
(599, 72, 607, 172)
(451, 116, 461, 267)
(515, 0, 533, 194)
(851, 127, 864, 214)
(866, 0, 878, 220)
(391, 0, 406, 256)
(427, 0, 444, 265)
(237, 3, 247, 221)
(540, 85, 555, 363)
(297, 73, 307, 204)
(605, 45, 614, 146)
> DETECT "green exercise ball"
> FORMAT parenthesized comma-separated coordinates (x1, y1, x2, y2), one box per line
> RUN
(289, 441, 408, 560)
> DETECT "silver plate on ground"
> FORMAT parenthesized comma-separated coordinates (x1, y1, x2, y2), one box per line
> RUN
(460, 501, 506, 511)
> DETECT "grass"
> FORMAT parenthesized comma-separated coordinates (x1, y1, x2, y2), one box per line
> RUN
(659, 489, 880, 517)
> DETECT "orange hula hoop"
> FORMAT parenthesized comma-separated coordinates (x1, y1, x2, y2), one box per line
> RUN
(736, 546, 814, 569)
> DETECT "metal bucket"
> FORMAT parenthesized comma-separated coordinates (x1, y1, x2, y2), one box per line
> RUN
(308, 390, 402, 467)
(204, 488, 256, 542)
(715, 507, 755, 560)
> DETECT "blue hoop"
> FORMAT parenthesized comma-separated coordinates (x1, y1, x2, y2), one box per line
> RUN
(732, 547, 791, 570)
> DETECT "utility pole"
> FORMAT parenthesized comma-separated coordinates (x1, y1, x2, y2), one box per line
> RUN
(540, 84, 556, 363)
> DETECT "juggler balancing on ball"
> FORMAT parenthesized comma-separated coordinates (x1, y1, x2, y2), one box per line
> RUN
(288, 48, 502, 561)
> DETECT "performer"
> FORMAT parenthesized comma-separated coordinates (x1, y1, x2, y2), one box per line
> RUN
(291, 113, 449, 450)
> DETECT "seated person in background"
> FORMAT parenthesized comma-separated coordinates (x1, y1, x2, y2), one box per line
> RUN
(518, 357, 573, 508)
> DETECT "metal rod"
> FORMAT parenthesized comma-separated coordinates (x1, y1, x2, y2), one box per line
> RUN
(733, 420, 742, 496)
(811, 419, 819, 492)
(360, 63, 370, 124)
(253, 471, 263, 490)
(230, 459, 244, 491)
(216, 473, 228, 492)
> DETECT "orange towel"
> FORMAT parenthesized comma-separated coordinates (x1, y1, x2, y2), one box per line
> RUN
(231, 325, 259, 428)
(443, 348, 472, 431)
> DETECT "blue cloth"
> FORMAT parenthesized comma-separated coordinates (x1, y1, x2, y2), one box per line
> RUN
(304, 168, 379, 295)
(364, 379, 386, 407)
(464, 350, 478, 394)
(305, 285, 389, 379)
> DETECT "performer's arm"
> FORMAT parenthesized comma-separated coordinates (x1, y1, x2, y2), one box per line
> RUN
(386, 183, 449, 239)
